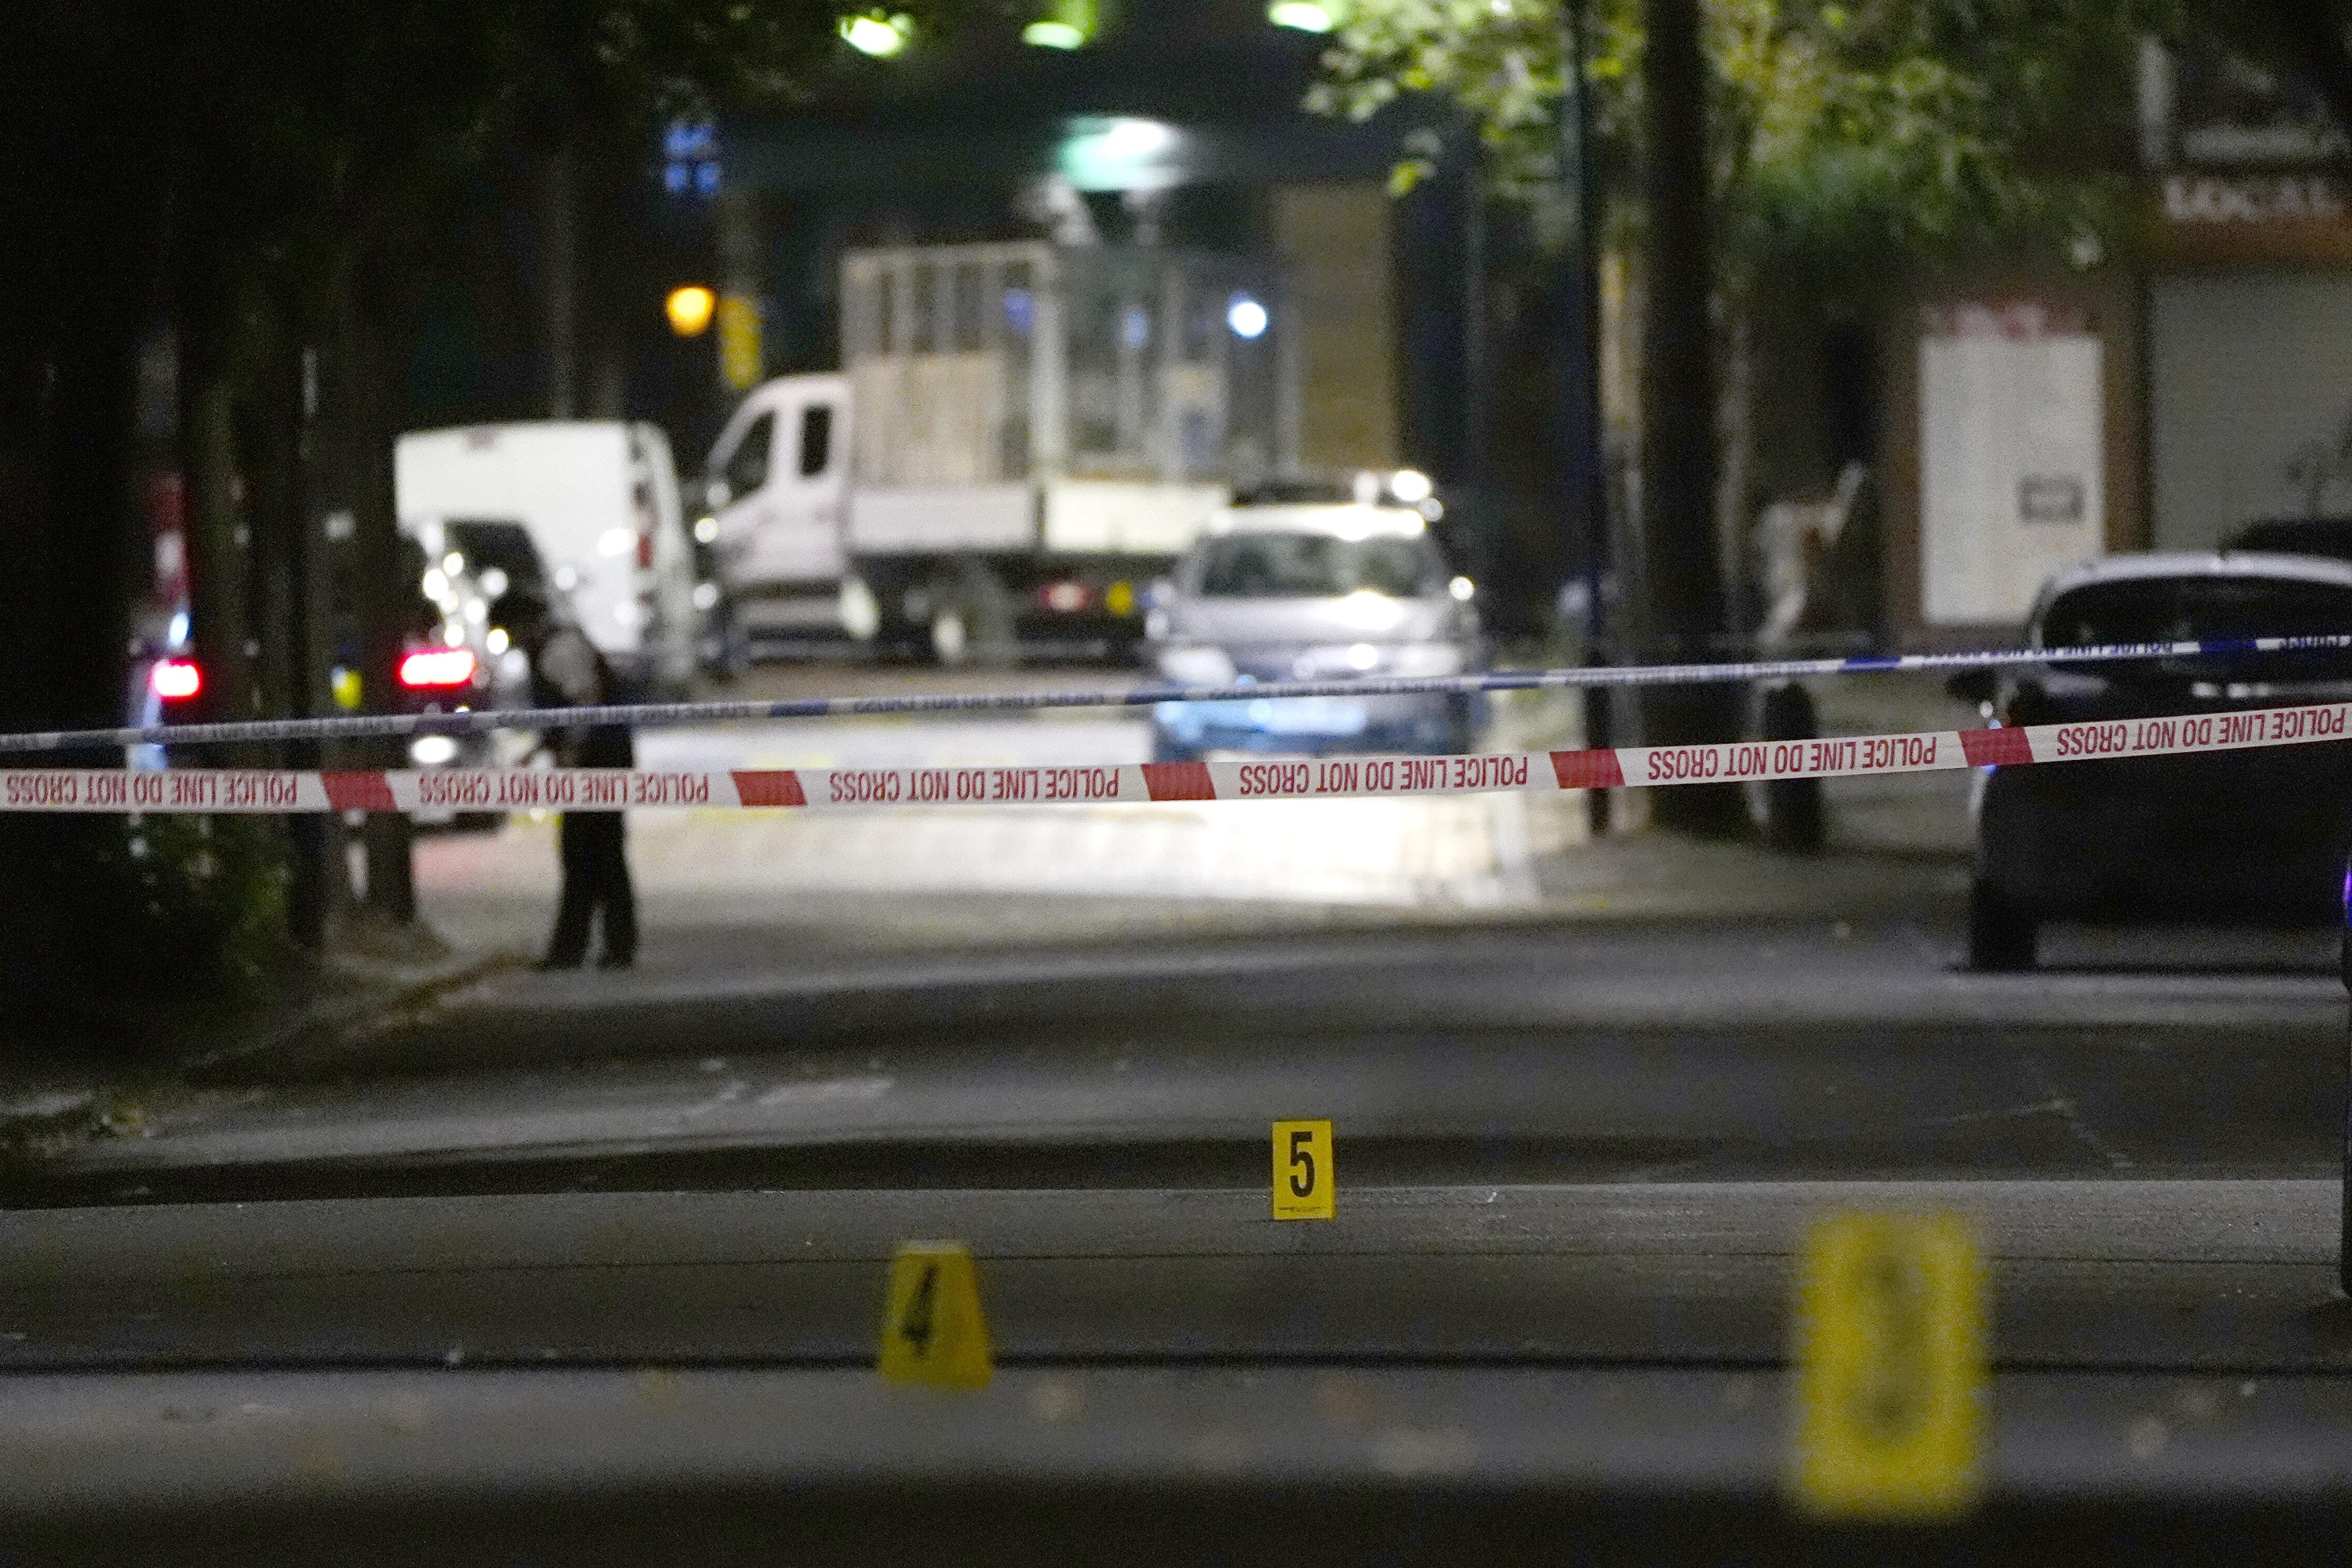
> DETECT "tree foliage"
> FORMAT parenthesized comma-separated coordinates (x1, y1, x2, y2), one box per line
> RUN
(1309, 0, 2206, 281)
(1, 2, 956, 1007)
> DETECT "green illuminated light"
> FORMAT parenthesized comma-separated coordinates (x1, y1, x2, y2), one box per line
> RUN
(1268, 1, 1339, 31)
(1058, 117, 1182, 191)
(1024, 0, 1095, 48)
(839, 11, 913, 56)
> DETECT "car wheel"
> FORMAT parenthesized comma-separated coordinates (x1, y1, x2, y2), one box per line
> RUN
(703, 623, 747, 685)
(1967, 878, 2038, 971)
(924, 566, 1016, 668)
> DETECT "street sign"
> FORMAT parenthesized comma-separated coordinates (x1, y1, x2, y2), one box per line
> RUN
(662, 120, 720, 200)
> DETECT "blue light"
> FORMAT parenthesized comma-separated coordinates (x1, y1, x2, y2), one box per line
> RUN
(1227, 294, 1269, 339)
(664, 121, 716, 160)
(664, 163, 690, 195)
(694, 162, 720, 195)
(1003, 288, 1035, 336)
(1122, 305, 1150, 349)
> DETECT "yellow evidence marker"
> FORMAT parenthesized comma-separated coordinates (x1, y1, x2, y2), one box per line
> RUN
(1790, 1210, 1987, 1520)
(1271, 1120, 1335, 1220)
(877, 1241, 992, 1389)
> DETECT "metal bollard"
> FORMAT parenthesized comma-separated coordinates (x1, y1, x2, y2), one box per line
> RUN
(1759, 680, 1826, 854)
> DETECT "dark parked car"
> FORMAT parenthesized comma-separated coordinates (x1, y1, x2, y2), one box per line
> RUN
(2223, 516, 2352, 564)
(1950, 552, 2352, 971)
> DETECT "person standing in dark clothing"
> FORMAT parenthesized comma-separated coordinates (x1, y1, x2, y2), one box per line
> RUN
(492, 590, 638, 970)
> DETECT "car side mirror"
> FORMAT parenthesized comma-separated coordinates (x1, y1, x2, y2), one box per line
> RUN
(1945, 669, 1996, 706)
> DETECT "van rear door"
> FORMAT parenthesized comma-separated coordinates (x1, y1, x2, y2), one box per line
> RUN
(629, 424, 695, 692)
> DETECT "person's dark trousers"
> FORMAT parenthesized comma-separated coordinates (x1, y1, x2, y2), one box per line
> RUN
(546, 811, 638, 966)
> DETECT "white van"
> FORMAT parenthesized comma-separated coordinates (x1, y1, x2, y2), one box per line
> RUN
(395, 422, 696, 693)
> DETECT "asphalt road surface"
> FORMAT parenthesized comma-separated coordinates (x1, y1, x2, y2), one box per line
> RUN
(42, 914, 2342, 1198)
(14, 662, 2348, 1386)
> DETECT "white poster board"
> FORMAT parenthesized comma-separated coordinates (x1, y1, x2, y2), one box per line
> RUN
(1918, 301, 2104, 625)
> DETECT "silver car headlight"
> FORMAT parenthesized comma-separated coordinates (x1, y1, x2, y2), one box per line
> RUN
(1158, 645, 1238, 684)
(1388, 643, 1467, 677)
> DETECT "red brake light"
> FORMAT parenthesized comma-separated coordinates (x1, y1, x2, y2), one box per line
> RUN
(150, 658, 202, 701)
(399, 648, 477, 689)
(636, 533, 655, 570)
(1039, 581, 1093, 613)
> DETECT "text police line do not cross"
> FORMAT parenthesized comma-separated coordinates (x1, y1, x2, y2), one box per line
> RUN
(0, 699, 2347, 812)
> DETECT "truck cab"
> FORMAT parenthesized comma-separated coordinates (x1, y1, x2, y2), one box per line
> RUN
(696, 375, 861, 651)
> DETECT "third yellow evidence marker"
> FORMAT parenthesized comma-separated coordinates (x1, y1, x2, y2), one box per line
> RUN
(1790, 1210, 1987, 1520)
(1271, 1120, 1334, 1220)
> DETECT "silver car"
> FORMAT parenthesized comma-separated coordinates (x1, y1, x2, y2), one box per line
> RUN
(1146, 502, 1488, 761)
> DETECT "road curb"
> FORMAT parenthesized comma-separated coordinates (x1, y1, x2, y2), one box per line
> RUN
(0, 949, 517, 1157)
(179, 951, 523, 1086)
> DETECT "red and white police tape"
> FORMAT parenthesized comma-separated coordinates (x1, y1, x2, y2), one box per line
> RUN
(0, 700, 2342, 813)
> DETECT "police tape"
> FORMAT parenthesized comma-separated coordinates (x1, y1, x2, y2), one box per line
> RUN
(8, 633, 2352, 754)
(0, 700, 2341, 812)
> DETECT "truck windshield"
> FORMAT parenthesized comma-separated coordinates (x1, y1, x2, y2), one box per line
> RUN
(1197, 532, 1445, 599)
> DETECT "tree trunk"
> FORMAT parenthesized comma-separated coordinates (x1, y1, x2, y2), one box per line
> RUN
(1559, 0, 1611, 830)
(179, 283, 258, 757)
(327, 255, 416, 924)
(240, 308, 336, 949)
(1715, 296, 1754, 640)
(541, 148, 579, 419)
(1636, 0, 1747, 835)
